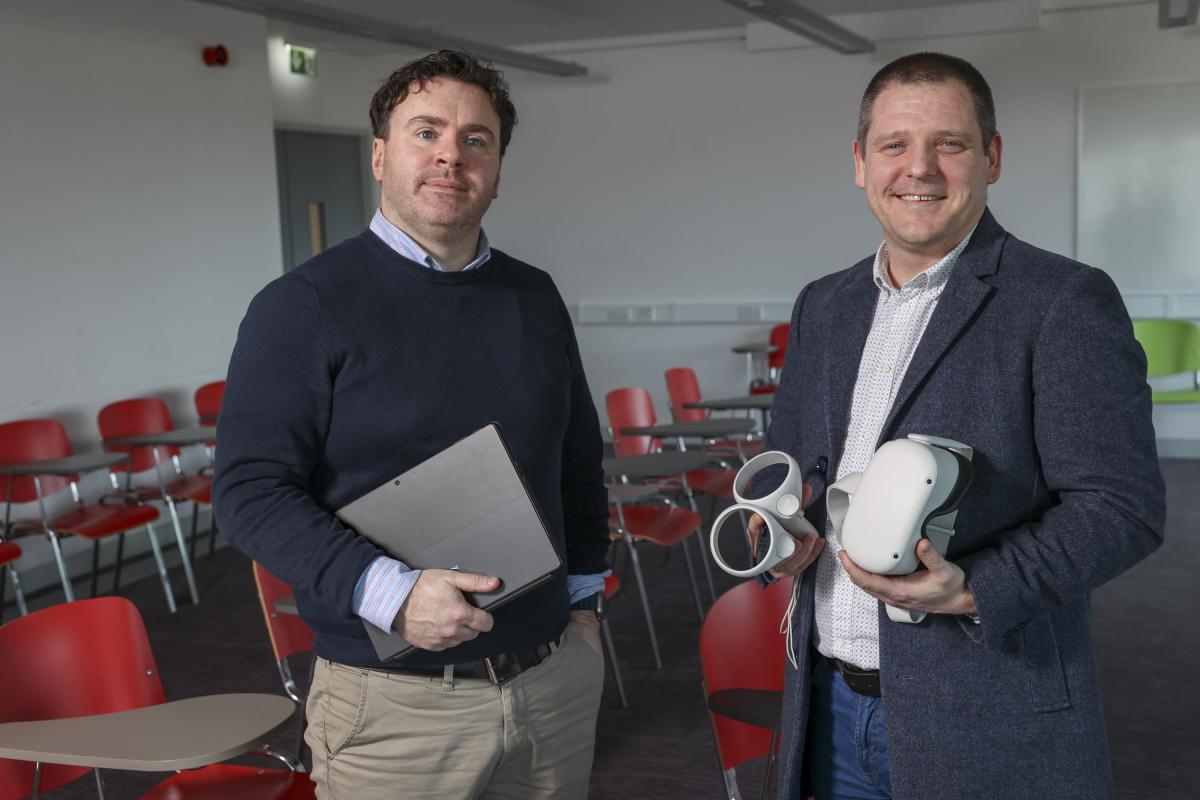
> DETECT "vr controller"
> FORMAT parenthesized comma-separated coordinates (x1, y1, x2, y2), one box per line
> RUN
(709, 434, 974, 624)
(709, 451, 819, 579)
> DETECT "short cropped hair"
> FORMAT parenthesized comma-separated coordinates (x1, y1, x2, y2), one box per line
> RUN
(369, 50, 518, 156)
(857, 52, 996, 149)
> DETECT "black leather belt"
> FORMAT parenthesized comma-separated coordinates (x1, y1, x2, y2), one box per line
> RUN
(389, 637, 560, 686)
(827, 656, 881, 698)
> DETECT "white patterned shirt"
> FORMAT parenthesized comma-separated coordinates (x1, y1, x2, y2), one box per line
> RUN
(813, 230, 974, 670)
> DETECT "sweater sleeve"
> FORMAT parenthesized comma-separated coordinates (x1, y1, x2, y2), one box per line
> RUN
(214, 273, 382, 620)
(554, 289, 611, 576)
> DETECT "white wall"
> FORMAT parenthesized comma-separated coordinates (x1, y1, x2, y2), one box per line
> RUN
(1, 0, 282, 587)
(0, 0, 282, 440)
(486, 3, 1200, 423)
(255, 4, 1200, 438)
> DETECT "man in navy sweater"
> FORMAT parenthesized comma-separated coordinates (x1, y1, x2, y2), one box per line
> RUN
(214, 50, 611, 799)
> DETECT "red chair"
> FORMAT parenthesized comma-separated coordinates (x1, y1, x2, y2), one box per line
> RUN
(253, 562, 315, 705)
(664, 367, 764, 461)
(0, 418, 172, 609)
(606, 387, 715, 609)
(700, 578, 793, 800)
(194, 380, 225, 427)
(99, 397, 206, 606)
(749, 324, 790, 395)
(767, 323, 789, 380)
(253, 562, 315, 764)
(0, 539, 25, 622)
(0, 596, 314, 799)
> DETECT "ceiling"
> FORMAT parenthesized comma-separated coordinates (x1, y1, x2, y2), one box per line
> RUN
(267, 0, 1010, 52)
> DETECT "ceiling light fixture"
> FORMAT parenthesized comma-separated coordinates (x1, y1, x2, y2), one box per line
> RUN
(720, 0, 874, 54)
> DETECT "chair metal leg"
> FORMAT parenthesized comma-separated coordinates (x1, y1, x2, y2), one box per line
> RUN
(144, 524, 177, 614)
(679, 536, 706, 621)
(163, 497, 200, 604)
(113, 532, 126, 593)
(32, 761, 41, 799)
(47, 531, 75, 602)
(623, 538, 663, 669)
(94, 766, 107, 799)
(189, 501, 200, 561)
(601, 618, 628, 708)
(90, 540, 101, 598)
(760, 731, 779, 800)
(684, 488, 718, 602)
(8, 566, 27, 616)
(722, 767, 742, 800)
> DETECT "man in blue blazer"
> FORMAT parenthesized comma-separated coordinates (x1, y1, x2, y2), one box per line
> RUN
(758, 52, 1165, 799)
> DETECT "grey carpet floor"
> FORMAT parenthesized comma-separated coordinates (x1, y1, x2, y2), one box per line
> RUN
(15, 458, 1199, 799)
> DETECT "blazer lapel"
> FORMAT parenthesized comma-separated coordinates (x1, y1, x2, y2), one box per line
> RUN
(825, 258, 879, 458)
(879, 209, 1006, 441)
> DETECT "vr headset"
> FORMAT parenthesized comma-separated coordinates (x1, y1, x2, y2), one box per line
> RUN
(710, 434, 973, 624)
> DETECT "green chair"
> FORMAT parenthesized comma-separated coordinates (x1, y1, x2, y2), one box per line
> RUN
(1132, 319, 1200, 404)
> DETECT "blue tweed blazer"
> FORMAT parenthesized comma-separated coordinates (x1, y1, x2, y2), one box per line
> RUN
(765, 209, 1165, 800)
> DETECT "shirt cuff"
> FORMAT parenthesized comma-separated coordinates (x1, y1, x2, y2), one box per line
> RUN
(353, 556, 421, 633)
(567, 571, 611, 604)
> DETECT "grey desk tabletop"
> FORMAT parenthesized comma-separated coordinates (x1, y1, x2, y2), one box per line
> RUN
(618, 418, 756, 438)
(102, 425, 217, 448)
(603, 451, 709, 477)
(683, 394, 775, 411)
(607, 484, 664, 502)
(731, 342, 778, 354)
(0, 452, 129, 477)
(0, 693, 295, 771)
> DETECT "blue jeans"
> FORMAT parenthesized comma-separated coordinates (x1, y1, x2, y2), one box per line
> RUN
(806, 657, 892, 800)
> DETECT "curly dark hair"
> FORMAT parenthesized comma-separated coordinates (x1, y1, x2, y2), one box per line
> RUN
(858, 52, 996, 150)
(369, 50, 518, 156)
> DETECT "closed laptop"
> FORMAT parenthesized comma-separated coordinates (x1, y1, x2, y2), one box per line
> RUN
(336, 423, 564, 661)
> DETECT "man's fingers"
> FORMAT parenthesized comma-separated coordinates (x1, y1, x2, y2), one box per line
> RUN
(915, 538, 945, 569)
(460, 605, 494, 633)
(448, 571, 501, 593)
(802, 483, 813, 508)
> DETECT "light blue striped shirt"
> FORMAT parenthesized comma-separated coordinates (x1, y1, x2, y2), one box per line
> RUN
(352, 210, 607, 635)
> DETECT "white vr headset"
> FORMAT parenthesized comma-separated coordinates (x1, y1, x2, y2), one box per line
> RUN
(710, 434, 973, 624)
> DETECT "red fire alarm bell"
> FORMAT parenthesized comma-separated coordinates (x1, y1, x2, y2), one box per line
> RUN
(203, 45, 229, 67)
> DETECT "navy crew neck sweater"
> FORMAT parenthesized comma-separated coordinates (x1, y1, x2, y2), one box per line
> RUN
(214, 230, 610, 669)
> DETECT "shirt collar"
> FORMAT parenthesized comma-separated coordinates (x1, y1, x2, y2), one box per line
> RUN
(872, 226, 975, 296)
(369, 209, 492, 272)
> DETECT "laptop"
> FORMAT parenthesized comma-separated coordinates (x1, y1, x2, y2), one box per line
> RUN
(336, 423, 564, 661)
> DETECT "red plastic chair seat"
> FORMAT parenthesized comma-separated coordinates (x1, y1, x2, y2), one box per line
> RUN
(166, 474, 213, 504)
(749, 384, 777, 395)
(51, 502, 159, 540)
(143, 763, 316, 799)
(685, 467, 736, 498)
(611, 505, 701, 547)
(0, 541, 20, 564)
(603, 573, 620, 599)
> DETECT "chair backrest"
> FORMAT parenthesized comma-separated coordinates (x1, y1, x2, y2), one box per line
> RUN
(253, 562, 315, 663)
(664, 368, 707, 423)
(98, 397, 177, 473)
(0, 418, 73, 504)
(0, 597, 166, 796)
(699, 578, 794, 771)
(1133, 319, 1200, 378)
(605, 387, 660, 457)
(195, 380, 226, 426)
(767, 323, 789, 371)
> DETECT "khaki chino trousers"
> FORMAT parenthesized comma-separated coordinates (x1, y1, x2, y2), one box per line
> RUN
(305, 626, 605, 799)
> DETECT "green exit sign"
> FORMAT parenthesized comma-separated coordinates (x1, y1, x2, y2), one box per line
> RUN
(286, 44, 318, 77)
